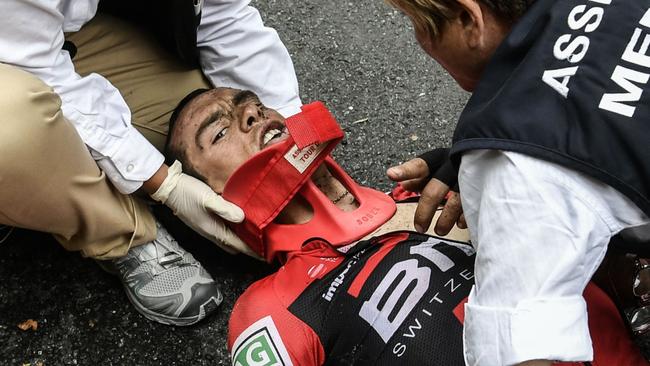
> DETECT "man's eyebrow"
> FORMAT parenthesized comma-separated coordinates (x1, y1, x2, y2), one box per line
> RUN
(195, 110, 223, 149)
(233, 90, 258, 107)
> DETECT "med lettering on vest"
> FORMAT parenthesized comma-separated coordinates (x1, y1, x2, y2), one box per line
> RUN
(543, 1, 650, 118)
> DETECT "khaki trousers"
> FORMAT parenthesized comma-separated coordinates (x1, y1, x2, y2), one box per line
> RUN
(0, 14, 211, 259)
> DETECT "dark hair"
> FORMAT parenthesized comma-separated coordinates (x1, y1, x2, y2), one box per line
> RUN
(164, 88, 210, 182)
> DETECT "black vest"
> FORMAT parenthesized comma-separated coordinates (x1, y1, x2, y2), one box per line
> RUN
(451, 0, 650, 219)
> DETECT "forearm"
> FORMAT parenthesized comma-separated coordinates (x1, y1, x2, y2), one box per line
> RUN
(35, 60, 164, 194)
(459, 150, 610, 365)
(197, 0, 302, 117)
(0, 1, 165, 194)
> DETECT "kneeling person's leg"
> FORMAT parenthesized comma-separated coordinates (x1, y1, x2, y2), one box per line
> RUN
(0, 64, 221, 326)
(0, 63, 156, 259)
(66, 14, 225, 325)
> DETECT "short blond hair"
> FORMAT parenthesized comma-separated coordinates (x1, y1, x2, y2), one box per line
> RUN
(385, 0, 459, 38)
(386, 0, 534, 38)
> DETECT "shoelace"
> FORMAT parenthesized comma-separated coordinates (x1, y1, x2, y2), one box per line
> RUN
(152, 235, 184, 268)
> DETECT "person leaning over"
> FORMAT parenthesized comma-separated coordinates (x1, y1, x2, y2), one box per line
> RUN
(385, 0, 650, 365)
(0, 0, 301, 326)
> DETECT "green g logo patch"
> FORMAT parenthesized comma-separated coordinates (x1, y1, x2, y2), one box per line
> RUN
(231, 316, 293, 366)
(233, 329, 279, 366)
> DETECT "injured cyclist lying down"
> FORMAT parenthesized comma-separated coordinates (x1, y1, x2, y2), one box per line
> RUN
(165, 88, 647, 365)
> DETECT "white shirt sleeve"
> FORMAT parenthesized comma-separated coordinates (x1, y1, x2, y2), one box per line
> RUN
(197, 0, 302, 117)
(0, 0, 163, 194)
(458, 150, 650, 365)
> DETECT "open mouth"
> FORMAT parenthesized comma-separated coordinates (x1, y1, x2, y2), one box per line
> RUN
(261, 122, 288, 149)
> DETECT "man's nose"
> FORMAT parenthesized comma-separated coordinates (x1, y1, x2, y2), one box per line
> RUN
(240, 104, 263, 131)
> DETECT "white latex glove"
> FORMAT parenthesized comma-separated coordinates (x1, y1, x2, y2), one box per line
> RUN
(151, 161, 258, 257)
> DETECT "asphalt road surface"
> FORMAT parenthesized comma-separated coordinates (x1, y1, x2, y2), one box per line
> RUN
(0, 0, 469, 364)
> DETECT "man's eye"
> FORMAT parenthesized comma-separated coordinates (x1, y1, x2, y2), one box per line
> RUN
(212, 127, 228, 144)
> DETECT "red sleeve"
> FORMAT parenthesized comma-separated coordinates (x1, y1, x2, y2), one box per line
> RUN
(549, 283, 648, 365)
(452, 283, 648, 365)
(578, 283, 649, 366)
(228, 275, 326, 366)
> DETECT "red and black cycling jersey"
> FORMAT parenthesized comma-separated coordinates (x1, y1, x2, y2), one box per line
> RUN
(228, 232, 647, 366)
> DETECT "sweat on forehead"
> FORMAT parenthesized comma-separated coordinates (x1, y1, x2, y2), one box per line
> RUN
(180, 88, 233, 121)
(176, 88, 262, 126)
(164, 88, 230, 177)
(169, 89, 229, 141)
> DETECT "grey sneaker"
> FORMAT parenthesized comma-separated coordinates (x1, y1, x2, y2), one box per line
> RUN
(99, 221, 222, 326)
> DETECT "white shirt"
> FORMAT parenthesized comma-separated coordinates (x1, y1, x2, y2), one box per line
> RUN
(0, 0, 301, 193)
(459, 150, 650, 365)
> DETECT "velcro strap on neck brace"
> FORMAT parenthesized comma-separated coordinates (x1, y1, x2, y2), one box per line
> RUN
(222, 102, 344, 258)
(285, 102, 342, 149)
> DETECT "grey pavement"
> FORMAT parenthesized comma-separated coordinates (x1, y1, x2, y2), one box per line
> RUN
(0, 0, 469, 364)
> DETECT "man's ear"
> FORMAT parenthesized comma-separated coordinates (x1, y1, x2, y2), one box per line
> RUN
(454, 0, 486, 50)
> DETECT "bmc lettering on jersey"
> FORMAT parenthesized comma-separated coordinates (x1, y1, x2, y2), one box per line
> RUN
(359, 239, 475, 346)
(283, 143, 325, 173)
(231, 316, 293, 366)
(391, 267, 474, 358)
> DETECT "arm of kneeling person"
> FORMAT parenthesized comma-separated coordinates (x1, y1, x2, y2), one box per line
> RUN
(197, 0, 302, 117)
(387, 148, 465, 235)
(0, 1, 164, 194)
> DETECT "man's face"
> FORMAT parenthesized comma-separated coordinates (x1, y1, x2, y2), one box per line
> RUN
(169, 88, 288, 192)
(409, 4, 511, 92)
(414, 23, 485, 91)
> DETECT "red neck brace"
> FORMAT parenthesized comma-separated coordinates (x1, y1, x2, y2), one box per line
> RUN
(222, 102, 396, 262)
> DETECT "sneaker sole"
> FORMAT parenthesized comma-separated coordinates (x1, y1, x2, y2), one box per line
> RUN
(123, 286, 224, 326)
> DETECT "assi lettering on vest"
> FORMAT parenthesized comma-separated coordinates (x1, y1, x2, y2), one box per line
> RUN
(542, 0, 611, 97)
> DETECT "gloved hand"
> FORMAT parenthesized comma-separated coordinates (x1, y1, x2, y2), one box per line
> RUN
(387, 148, 465, 235)
(151, 160, 256, 257)
(417, 148, 458, 191)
